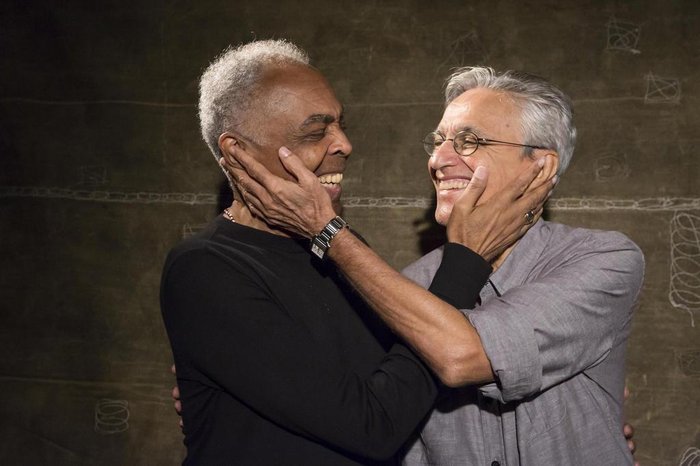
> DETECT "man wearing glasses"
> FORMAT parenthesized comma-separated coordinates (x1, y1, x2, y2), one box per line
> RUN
(233, 65, 644, 465)
(161, 41, 553, 465)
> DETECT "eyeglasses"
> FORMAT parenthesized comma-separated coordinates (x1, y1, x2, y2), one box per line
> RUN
(422, 130, 548, 157)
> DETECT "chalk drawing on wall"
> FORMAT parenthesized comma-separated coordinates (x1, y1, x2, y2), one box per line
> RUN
(3, 187, 700, 212)
(439, 31, 488, 71)
(594, 153, 631, 182)
(77, 166, 108, 186)
(0, 186, 218, 205)
(94, 399, 130, 434)
(182, 223, 209, 239)
(606, 17, 641, 54)
(645, 73, 681, 104)
(544, 197, 700, 211)
(680, 447, 700, 466)
(344, 196, 432, 209)
(678, 350, 700, 377)
(669, 212, 700, 327)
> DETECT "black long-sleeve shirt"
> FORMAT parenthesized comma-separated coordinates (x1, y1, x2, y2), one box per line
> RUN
(160, 216, 490, 465)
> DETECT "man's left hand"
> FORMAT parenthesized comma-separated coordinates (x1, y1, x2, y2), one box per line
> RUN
(223, 146, 336, 237)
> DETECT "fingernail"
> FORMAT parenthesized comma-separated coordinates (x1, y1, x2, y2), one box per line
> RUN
(279, 146, 291, 158)
(473, 165, 486, 179)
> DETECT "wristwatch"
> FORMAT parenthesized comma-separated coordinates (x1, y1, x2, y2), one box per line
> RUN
(311, 216, 348, 260)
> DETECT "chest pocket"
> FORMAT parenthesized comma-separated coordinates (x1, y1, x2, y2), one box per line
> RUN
(519, 385, 568, 438)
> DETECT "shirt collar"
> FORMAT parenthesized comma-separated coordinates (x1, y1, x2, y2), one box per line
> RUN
(483, 220, 550, 298)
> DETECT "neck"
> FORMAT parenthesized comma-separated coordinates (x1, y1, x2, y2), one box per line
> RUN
(490, 241, 518, 272)
(226, 200, 293, 238)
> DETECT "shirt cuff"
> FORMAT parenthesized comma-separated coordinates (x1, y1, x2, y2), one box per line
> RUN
(469, 310, 542, 402)
(428, 242, 491, 309)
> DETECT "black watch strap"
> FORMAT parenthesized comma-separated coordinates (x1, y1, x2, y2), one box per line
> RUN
(311, 216, 348, 260)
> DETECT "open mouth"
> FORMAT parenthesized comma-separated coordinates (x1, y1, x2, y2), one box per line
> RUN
(436, 178, 470, 191)
(318, 173, 343, 185)
(318, 173, 343, 201)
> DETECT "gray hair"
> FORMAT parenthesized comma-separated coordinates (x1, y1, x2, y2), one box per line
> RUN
(444, 66, 576, 175)
(198, 39, 310, 182)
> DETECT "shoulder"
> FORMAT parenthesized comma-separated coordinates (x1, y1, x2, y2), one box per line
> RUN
(539, 221, 645, 276)
(548, 221, 641, 252)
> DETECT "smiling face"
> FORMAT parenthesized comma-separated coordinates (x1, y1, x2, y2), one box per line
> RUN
(430, 87, 536, 225)
(228, 63, 351, 214)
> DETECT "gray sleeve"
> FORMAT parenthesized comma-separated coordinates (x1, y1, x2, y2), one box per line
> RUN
(470, 232, 645, 402)
(401, 247, 444, 287)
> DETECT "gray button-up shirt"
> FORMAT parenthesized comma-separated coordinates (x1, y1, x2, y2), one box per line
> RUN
(401, 220, 644, 466)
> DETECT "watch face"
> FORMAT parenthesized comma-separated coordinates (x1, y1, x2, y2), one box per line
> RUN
(311, 239, 326, 259)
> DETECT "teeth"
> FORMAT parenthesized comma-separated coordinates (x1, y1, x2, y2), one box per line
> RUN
(319, 173, 343, 184)
(438, 179, 469, 190)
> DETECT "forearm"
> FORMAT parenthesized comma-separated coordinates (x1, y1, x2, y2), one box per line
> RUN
(327, 229, 494, 386)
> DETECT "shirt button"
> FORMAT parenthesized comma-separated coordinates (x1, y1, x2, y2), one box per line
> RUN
(491, 462, 500, 466)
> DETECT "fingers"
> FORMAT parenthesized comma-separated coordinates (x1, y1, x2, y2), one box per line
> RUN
(623, 422, 634, 439)
(512, 175, 553, 220)
(172, 385, 180, 401)
(228, 145, 274, 187)
(170, 364, 176, 375)
(506, 156, 546, 200)
(278, 146, 317, 185)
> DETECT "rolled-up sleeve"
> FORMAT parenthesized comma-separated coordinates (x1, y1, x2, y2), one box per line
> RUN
(470, 232, 644, 402)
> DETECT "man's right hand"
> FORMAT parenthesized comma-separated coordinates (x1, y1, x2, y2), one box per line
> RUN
(446, 155, 556, 263)
(171, 364, 183, 430)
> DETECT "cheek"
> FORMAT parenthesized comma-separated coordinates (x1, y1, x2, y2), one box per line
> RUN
(295, 148, 326, 172)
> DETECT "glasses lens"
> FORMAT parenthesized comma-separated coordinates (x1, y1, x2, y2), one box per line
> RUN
(454, 132, 479, 156)
(422, 132, 444, 155)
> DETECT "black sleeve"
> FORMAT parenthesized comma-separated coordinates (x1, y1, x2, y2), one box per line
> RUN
(428, 242, 491, 309)
(161, 249, 438, 460)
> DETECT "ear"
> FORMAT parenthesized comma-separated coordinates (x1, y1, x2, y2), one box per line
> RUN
(537, 150, 559, 181)
(218, 132, 243, 171)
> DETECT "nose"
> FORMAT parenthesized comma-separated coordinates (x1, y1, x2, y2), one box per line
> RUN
(428, 138, 460, 171)
(329, 126, 352, 158)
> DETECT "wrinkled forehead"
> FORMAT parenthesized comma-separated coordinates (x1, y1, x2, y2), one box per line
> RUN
(438, 88, 522, 136)
(257, 64, 342, 117)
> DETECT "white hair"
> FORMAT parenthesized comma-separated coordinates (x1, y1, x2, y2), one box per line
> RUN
(444, 66, 576, 175)
(198, 39, 310, 184)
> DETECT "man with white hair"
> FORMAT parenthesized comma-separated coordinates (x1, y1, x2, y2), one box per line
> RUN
(234, 64, 644, 465)
(161, 41, 551, 464)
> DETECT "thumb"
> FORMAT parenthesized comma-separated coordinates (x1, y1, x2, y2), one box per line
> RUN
(278, 146, 316, 183)
(455, 165, 488, 209)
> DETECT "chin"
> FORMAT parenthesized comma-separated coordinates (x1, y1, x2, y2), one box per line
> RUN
(434, 202, 452, 226)
(332, 200, 343, 216)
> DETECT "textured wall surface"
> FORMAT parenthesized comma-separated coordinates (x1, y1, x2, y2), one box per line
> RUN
(1, 1, 699, 465)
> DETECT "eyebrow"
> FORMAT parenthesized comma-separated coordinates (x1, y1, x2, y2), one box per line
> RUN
(437, 125, 479, 136)
(300, 106, 345, 128)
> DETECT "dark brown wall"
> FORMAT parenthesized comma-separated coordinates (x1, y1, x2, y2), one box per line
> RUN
(1, 1, 698, 464)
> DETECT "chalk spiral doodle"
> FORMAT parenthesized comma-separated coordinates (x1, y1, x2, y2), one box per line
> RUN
(94, 399, 130, 434)
(680, 447, 700, 466)
(594, 153, 631, 182)
(606, 17, 642, 54)
(669, 213, 700, 327)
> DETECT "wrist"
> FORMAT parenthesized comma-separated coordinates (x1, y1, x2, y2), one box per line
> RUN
(310, 216, 349, 260)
